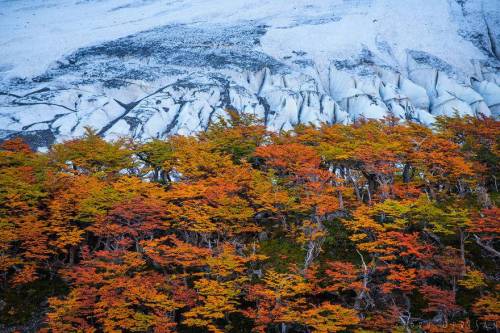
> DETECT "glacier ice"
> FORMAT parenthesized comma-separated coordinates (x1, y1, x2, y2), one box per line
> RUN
(0, 0, 498, 148)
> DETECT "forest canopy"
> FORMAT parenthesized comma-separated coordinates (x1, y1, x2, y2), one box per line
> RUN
(0, 113, 499, 332)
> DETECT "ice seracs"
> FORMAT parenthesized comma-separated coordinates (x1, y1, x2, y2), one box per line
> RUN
(0, 0, 498, 148)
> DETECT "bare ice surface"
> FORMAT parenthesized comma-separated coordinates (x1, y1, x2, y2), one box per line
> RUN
(0, 0, 498, 148)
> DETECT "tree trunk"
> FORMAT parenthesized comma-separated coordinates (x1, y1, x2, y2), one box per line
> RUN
(402, 163, 411, 183)
(459, 229, 466, 274)
(474, 235, 500, 258)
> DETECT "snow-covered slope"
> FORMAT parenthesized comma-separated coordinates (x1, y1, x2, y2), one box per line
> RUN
(0, 0, 499, 148)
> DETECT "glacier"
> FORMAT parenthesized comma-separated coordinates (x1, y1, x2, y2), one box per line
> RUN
(0, 0, 499, 148)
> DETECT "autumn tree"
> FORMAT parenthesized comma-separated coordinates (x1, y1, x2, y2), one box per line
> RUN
(1, 115, 498, 333)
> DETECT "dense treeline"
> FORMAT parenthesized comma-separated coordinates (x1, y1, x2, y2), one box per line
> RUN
(0, 112, 499, 332)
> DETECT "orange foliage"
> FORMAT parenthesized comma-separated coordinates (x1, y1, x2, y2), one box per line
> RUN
(0, 114, 498, 332)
